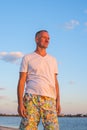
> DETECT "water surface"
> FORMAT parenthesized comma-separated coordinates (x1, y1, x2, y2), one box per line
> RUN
(0, 116, 87, 130)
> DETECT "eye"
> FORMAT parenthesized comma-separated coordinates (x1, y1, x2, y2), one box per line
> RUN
(41, 36, 50, 40)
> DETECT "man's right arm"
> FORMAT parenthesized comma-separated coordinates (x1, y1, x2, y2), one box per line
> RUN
(17, 72, 27, 117)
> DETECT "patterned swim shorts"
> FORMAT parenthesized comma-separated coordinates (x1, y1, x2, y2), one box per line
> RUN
(19, 93, 59, 130)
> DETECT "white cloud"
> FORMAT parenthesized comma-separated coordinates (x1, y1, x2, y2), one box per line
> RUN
(0, 52, 24, 63)
(84, 9, 87, 14)
(64, 20, 80, 30)
(0, 87, 5, 90)
(69, 80, 75, 85)
(0, 96, 8, 100)
(84, 22, 87, 26)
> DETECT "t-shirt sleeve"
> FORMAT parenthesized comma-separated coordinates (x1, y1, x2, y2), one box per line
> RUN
(54, 58, 58, 74)
(19, 56, 28, 72)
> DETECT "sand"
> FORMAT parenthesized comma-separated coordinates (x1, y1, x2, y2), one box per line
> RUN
(0, 126, 19, 130)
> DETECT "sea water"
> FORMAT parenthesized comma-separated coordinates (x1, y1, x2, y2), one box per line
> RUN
(0, 116, 87, 130)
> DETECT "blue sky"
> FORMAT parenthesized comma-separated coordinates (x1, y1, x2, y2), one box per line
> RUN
(0, 0, 87, 114)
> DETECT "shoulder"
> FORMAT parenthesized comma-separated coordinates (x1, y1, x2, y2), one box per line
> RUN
(47, 54, 58, 66)
(23, 52, 35, 59)
(21, 52, 35, 63)
(47, 54, 57, 61)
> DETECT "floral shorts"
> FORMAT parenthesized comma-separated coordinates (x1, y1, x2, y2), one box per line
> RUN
(19, 93, 59, 130)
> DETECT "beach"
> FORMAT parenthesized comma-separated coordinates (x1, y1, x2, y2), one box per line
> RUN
(0, 126, 18, 130)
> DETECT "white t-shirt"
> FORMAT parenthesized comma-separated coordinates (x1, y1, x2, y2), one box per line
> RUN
(20, 52, 58, 99)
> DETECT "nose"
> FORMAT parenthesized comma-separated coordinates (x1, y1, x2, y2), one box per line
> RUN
(46, 38, 50, 42)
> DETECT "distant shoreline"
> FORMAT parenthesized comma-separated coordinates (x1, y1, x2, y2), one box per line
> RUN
(0, 114, 87, 117)
(0, 126, 18, 130)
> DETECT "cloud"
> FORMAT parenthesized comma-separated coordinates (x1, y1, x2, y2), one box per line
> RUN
(0, 52, 24, 63)
(65, 102, 73, 104)
(0, 96, 8, 100)
(58, 61, 62, 65)
(84, 22, 87, 26)
(69, 80, 75, 85)
(64, 20, 80, 30)
(84, 9, 87, 14)
(12, 100, 17, 103)
(0, 87, 5, 91)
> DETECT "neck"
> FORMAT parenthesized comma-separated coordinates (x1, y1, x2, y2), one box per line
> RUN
(35, 47, 47, 56)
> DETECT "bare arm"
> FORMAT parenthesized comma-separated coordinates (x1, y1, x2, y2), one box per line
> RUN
(17, 72, 27, 117)
(55, 74, 61, 115)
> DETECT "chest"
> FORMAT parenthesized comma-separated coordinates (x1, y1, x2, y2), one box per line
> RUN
(28, 57, 54, 74)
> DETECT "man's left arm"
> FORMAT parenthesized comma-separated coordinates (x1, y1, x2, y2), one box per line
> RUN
(55, 74, 61, 115)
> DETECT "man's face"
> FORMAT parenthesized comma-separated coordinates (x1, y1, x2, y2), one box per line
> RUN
(35, 32, 50, 49)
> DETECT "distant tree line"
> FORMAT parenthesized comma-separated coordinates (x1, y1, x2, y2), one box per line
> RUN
(0, 113, 87, 117)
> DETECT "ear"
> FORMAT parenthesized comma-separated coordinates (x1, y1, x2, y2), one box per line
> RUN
(35, 37, 38, 43)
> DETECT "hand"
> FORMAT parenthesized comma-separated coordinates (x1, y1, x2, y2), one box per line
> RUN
(18, 104, 27, 118)
(56, 100, 61, 116)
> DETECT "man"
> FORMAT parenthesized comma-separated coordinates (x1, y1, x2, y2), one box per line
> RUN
(17, 30, 61, 130)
